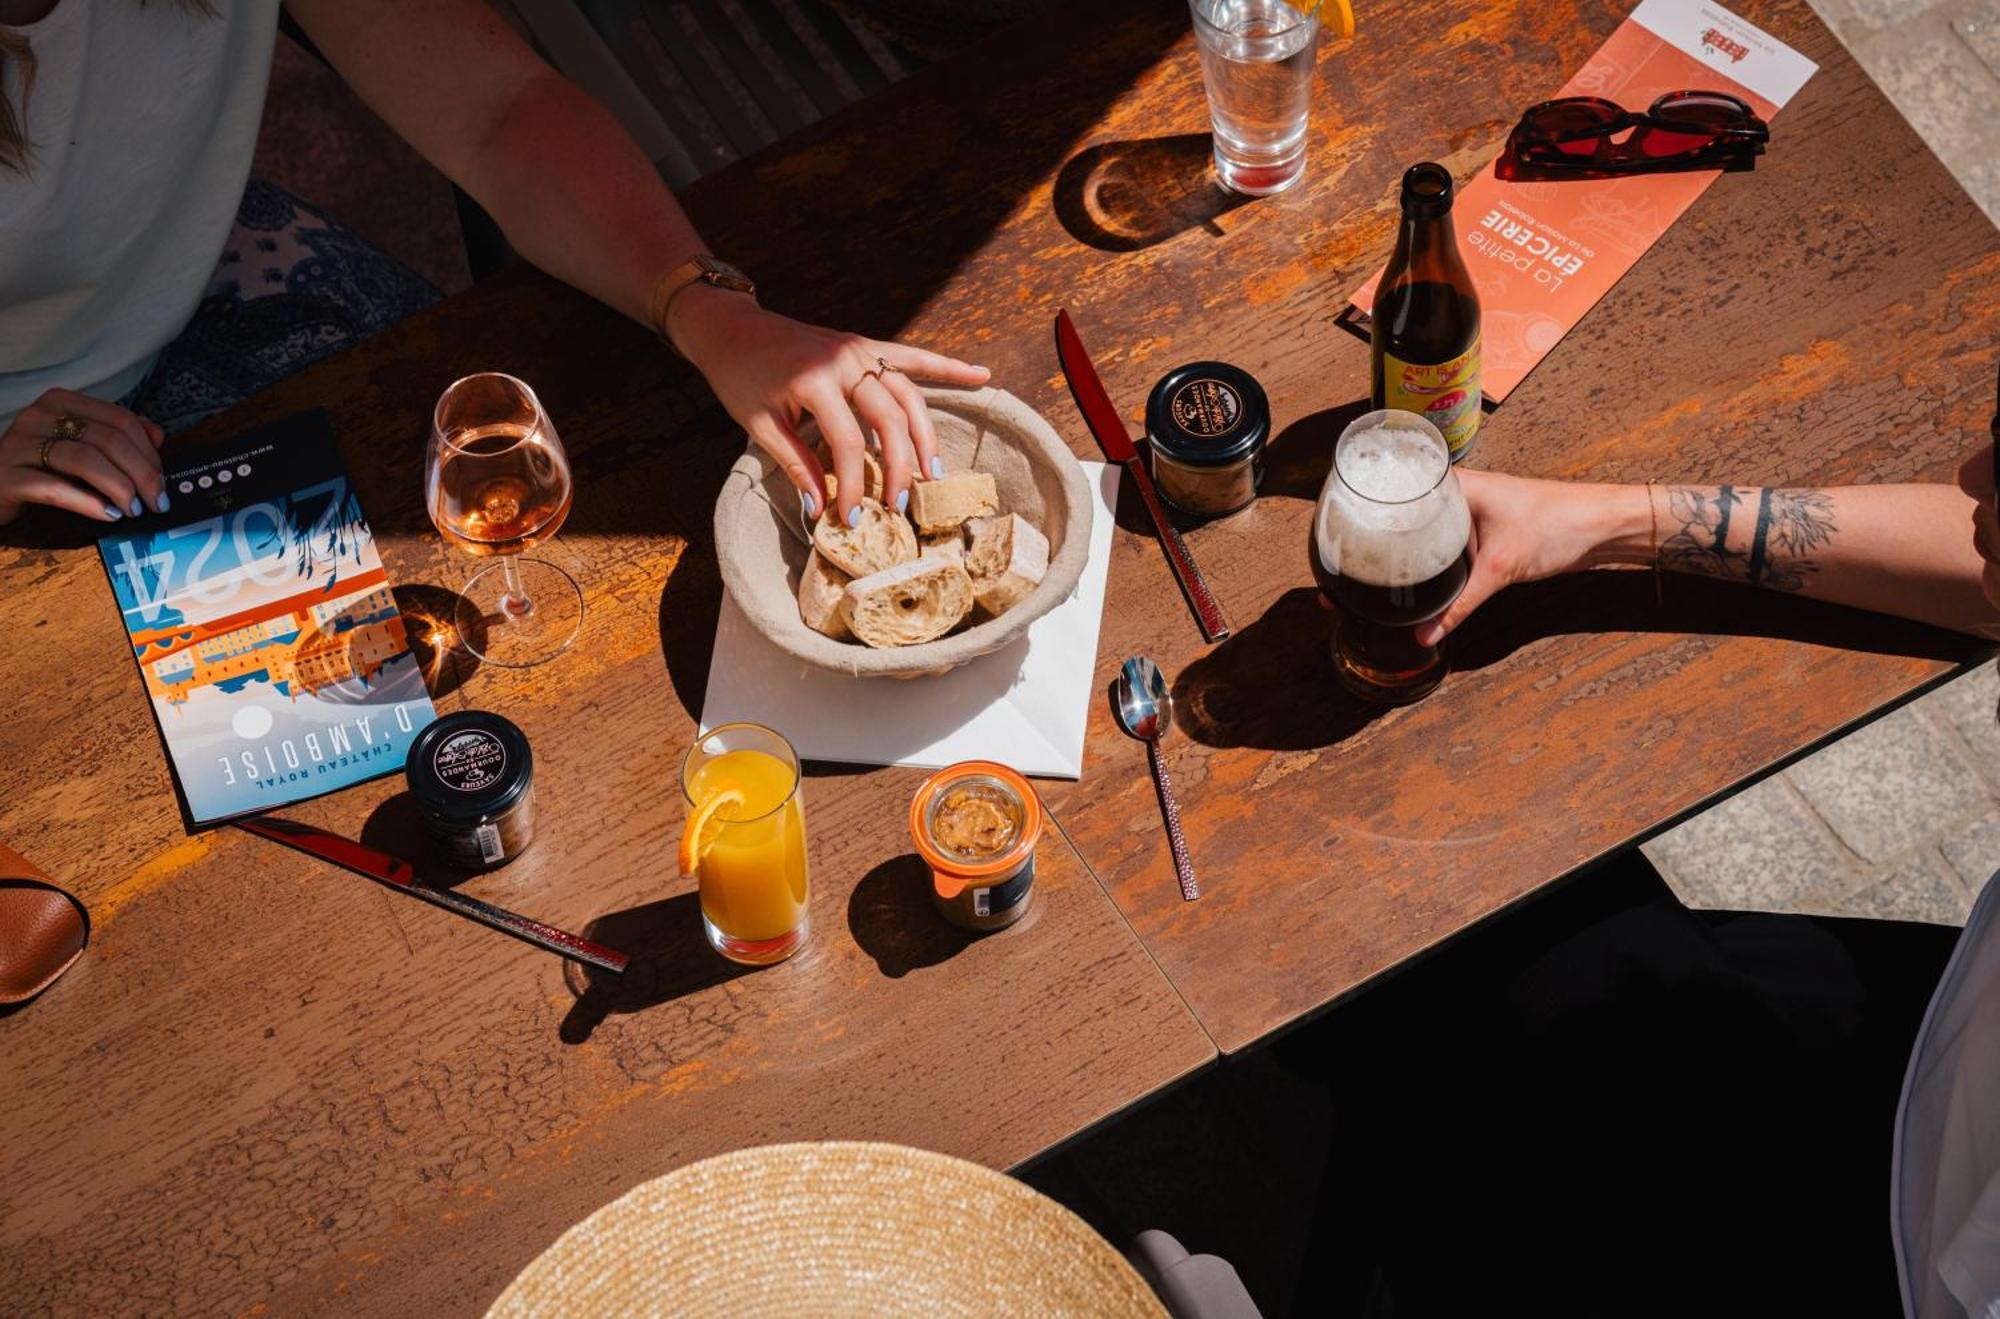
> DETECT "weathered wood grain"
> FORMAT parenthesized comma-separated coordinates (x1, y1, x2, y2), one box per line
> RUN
(670, 0, 2000, 1052)
(3, 0, 1994, 1308)
(0, 171, 1212, 1319)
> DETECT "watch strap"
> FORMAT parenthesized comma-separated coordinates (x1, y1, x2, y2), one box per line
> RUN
(650, 254, 756, 356)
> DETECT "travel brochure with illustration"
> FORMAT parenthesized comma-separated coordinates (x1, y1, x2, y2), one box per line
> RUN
(1351, 0, 1819, 400)
(96, 410, 437, 825)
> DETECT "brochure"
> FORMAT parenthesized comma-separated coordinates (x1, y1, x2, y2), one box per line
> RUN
(1350, 0, 1819, 402)
(96, 411, 437, 825)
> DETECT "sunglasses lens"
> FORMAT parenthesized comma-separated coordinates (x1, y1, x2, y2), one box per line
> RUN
(1654, 92, 1758, 133)
(1526, 99, 1626, 140)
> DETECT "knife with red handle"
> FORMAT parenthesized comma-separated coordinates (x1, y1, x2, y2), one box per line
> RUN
(1055, 310, 1232, 643)
(235, 817, 629, 974)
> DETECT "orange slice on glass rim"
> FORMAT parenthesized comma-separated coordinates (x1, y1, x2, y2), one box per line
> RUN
(1321, 0, 1355, 40)
(679, 785, 746, 876)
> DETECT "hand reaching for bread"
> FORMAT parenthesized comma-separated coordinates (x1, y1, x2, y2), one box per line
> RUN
(797, 467, 1051, 648)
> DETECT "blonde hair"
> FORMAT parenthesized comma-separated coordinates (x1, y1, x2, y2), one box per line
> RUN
(1, 0, 215, 174)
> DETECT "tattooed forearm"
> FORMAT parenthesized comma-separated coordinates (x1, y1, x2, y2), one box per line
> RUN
(1658, 485, 1838, 592)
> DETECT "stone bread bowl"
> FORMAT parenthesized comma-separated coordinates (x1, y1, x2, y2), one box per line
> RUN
(714, 386, 1093, 679)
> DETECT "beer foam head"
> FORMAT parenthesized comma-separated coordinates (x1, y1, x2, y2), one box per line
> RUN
(1336, 425, 1447, 503)
(1315, 421, 1469, 588)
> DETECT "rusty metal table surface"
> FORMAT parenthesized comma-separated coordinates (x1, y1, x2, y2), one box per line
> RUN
(3, 0, 1997, 1310)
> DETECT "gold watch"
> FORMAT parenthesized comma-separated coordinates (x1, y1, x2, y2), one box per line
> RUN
(651, 254, 757, 355)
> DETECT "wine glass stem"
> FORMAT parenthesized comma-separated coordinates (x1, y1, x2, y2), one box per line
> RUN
(499, 554, 535, 619)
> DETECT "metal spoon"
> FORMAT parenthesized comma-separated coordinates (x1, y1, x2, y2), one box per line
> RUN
(1112, 656, 1200, 902)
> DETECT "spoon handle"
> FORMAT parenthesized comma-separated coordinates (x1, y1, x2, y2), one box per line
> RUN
(1148, 741, 1201, 902)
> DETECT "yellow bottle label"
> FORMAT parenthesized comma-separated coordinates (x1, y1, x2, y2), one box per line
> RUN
(1381, 336, 1481, 460)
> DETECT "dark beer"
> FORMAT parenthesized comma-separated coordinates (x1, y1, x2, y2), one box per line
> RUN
(1371, 162, 1482, 462)
(1311, 414, 1471, 703)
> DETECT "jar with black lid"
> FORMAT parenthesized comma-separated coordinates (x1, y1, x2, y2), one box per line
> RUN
(405, 711, 536, 870)
(1144, 360, 1271, 518)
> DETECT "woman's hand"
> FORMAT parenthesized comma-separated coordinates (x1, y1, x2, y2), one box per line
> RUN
(667, 286, 990, 526)
(0, 390, 168, 527)
(1413, 469, 1652, 645)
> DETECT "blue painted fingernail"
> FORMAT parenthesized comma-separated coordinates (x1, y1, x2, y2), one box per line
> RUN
(128, 497, 144, 517)
(800, 489, 818, 520)
(929, 457, 944, 479)
(846, 504, 862, 529)
(895, 489, 910, 515)
(155, 491, 171, 513)
(103, 504, 123, 520)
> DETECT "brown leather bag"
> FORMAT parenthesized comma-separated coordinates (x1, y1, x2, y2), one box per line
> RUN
(0, 841, 88, 1005)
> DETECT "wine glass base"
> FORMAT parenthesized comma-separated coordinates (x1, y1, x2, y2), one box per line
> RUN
(455, 557, 583, 668)
(704, 913, 811, 966)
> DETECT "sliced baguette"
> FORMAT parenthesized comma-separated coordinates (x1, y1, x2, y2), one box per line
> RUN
(964, 513, 1050, 616)
(841, 556, 976, 648)
(797, 549, 852, 640)
(919, 527, 966, 562)
(812, 496, 917, 578)
(909, 471, 999, 534)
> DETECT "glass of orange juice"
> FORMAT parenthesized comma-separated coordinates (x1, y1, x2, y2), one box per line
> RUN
(679, 722, 810, 965)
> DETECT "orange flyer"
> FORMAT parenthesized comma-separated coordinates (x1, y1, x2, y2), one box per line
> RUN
(1350, 0, 1818, 402)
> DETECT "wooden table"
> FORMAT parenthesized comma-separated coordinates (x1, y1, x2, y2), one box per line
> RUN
(4, 0, 1996, 1310)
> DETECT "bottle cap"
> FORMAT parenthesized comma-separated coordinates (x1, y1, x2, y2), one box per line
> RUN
(1399, 162, 1455, 220)
(1144, 361, 1271, 469)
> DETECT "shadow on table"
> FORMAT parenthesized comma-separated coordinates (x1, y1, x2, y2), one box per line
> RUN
(393, 583, 483, 702)
(1052, 133, 1254, 253)
(1259, 398, 1373, 505)
(1178, 576, 1983, 751)
(848, 852, 979, 978)
(558, 893, 762, 1044)
(359, 793, 482, 890)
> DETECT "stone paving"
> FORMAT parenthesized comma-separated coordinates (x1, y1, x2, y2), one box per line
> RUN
(1642, 0, 2000, 926)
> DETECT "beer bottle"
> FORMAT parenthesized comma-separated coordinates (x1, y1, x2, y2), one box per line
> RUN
(1370, 162, 1482, 462)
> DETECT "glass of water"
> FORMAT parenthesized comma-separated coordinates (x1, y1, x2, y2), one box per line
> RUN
(1190, 0, 1321, 196)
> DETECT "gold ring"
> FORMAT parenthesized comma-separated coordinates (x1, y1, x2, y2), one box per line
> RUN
(39, 414, 87, 469)
(877, 357, 903, 376)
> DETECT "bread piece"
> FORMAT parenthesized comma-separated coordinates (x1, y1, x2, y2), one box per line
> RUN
(820, 447, 885, 505)
(964, 513, 1050, 616)
(919, 527, 966, 562)
(908, 471, 998, 535)
(841, 556, 976, 648)
(812, 497, 917, 579)
(797, 549, 852, 640)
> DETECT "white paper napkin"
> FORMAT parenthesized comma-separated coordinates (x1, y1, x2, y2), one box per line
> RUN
(699, 462, 1120, 779)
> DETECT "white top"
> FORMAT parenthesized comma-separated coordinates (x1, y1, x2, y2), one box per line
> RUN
(0, 0, 280, 431)
(1898, 872, 2000, 1317)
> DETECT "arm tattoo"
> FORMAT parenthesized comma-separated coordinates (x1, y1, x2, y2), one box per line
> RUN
(1659, 485, 1837, 592)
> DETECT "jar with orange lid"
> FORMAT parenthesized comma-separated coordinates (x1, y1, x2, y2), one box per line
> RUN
(909, 761, 1042, 932)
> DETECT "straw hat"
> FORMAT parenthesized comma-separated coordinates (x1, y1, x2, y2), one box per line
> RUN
(488, 1142, 1167, 1318)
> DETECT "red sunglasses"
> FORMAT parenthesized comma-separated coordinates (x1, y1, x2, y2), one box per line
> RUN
(1502, 90, 1769, 177)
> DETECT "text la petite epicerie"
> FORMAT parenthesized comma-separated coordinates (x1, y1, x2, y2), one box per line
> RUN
(217, 702, 425, 789)
(1467, 209, 1586, 290)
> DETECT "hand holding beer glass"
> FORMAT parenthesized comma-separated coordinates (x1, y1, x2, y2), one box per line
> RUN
(1311, 410, 1472, 703)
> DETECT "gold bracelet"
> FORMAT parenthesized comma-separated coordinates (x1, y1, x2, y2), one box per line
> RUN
(1646, 480, 1663, 606)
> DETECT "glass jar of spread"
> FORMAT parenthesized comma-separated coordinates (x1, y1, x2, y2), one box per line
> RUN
(909, 761, 1041, 932)
(405, 710, 536, 870)
(1144, 360, 1271, 518)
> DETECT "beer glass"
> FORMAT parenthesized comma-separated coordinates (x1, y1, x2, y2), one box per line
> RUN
(1310, 409, 1471, 703)
(426, 373, 582, 668)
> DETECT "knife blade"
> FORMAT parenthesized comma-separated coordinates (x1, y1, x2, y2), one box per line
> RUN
(235, 817, 629, 974)
(1055, 310, 1232, 643)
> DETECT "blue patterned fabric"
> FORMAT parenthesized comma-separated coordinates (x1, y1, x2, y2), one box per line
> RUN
(124, 179, 442, 434)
